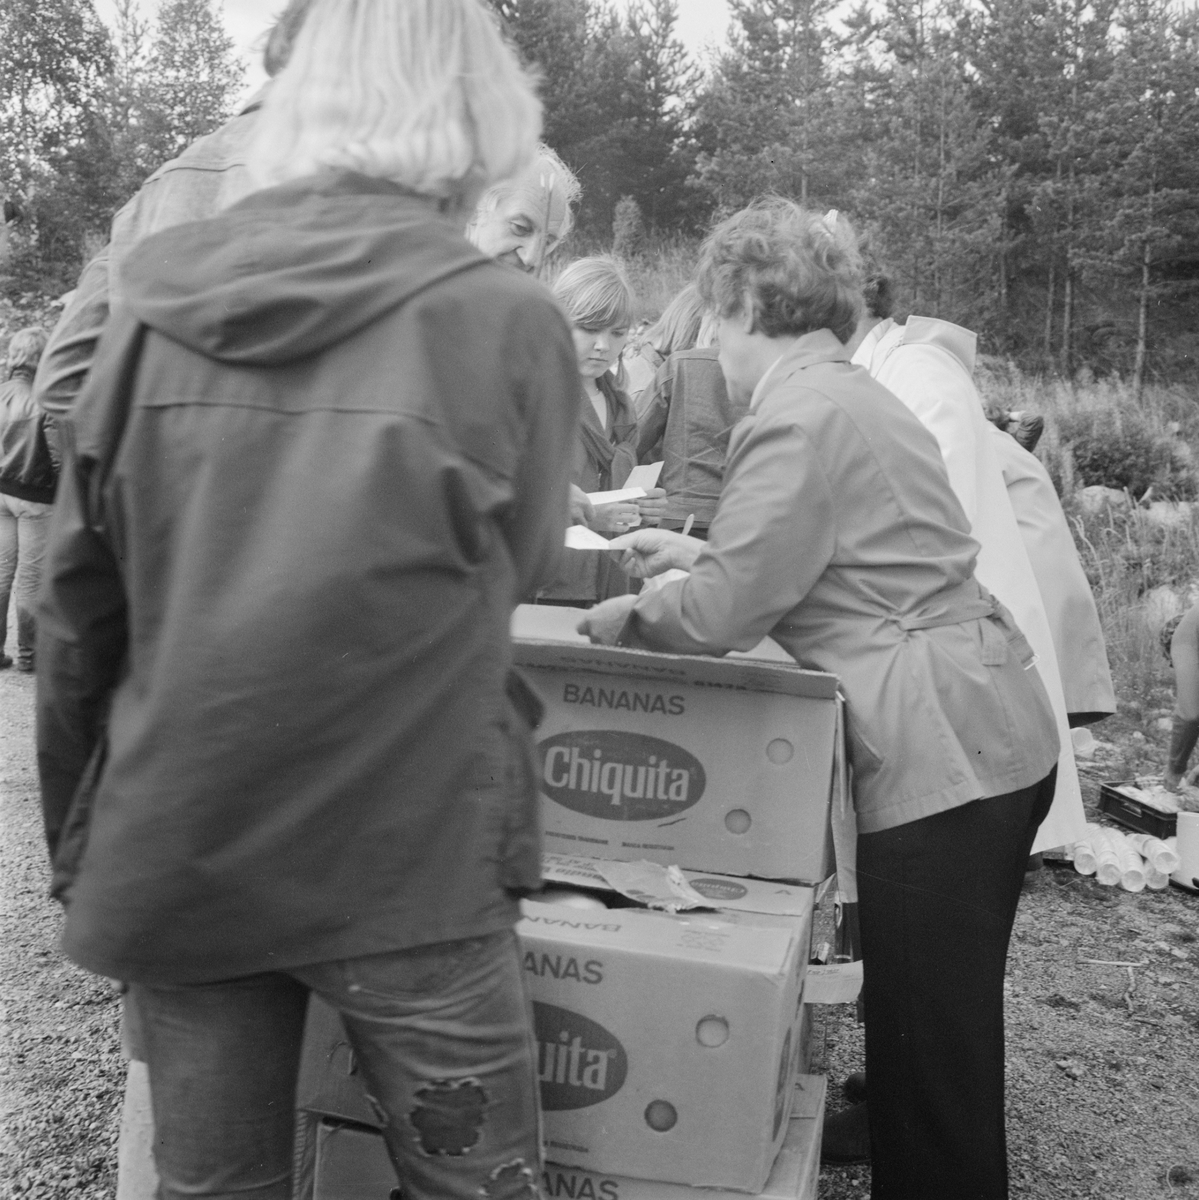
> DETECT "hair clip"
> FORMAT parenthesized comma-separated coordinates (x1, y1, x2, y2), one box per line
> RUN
(822, 209, 839, 232)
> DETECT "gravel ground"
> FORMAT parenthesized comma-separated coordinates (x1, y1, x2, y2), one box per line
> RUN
(2, 655, 1197, 1199)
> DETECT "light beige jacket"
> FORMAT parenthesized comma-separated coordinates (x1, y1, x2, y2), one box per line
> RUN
(625, 331, 1060, 834)
(988, 423, 1115, 722)
(852, 316, 1086, 851)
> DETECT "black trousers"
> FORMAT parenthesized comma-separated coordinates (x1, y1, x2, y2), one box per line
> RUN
(857, 769, 1056, 1200)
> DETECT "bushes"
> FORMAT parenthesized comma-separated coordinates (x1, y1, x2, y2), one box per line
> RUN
(976, 369, 1199, 502)
(1057, 408, 1196, 501)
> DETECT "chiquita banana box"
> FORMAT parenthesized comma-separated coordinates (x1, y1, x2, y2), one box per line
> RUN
(294, 864, 816, 1194)
(511, 604, 841, 884)
(304, 1076, 826, 1200)
(515, 886, 812, 1192)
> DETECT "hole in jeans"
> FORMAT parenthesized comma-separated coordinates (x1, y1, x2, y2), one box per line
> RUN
(409, 1078, 486, 1156)
(482, 1158, 539, 1199)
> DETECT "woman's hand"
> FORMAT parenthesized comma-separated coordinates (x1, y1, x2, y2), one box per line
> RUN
(578, 594, 639, 645)
(635, 487, 667, 526)
(569, 485, 595, 527)
(591, 500, 642, 533)
(607, 529, 704, 578)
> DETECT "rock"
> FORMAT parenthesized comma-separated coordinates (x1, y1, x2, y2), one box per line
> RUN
(1156, 717, 1174, 732)
(1077, 485, 1130, 513)
(1054, 1058, 1086, 1079)
(1142, 500, 1194, 530)
(1071, 727, 1098, 757)
(1131, 731, 1146, 742)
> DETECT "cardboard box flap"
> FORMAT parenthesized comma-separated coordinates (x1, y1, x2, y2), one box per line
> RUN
(541, 852, 817, 918)
(514, 638, 838, 700)
(519, 898, 797, 976)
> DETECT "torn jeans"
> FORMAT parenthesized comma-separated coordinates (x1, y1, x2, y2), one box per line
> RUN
(131, 929, 542, 1200)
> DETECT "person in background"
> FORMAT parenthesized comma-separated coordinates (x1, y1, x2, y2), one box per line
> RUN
(467, 143, 580, 277)
(987, 423, 1115, 727)
(535, 255, 664, 605)
(33, 0, 315, 422)
(847, 232, 1087, 866)
(633, 300, 747, 540)
(624, 282, 707, 399)
(580, 200, 1059, 1200)
(0, 327, 56, 672)
(36, 3, 577, 1199)
(1164, 603, 1199, 793)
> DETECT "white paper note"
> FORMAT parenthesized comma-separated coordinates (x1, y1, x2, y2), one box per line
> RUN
(564, 525, 612, 550)
(625, 462, 664, 491)
(587, 486, 647, 506)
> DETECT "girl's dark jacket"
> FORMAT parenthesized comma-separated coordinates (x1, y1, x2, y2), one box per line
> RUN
(36, 173, 579, 985)
(0, 367, 59, 503)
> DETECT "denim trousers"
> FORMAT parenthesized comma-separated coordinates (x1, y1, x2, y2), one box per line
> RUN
(130, 929, 542, 1200)
(0, 492, 51, 664)
(857, 770, 1056, 1200)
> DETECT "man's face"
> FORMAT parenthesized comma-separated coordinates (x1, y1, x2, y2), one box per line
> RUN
(470, 183, 566, 273)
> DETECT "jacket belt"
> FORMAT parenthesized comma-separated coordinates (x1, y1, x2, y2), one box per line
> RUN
(895, 594, 997, 632)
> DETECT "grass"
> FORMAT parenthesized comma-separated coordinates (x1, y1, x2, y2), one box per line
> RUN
(974, 367, 1199, 712)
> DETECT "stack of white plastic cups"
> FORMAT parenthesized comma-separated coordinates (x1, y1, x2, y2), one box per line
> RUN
(1070, 823, 1179, 891)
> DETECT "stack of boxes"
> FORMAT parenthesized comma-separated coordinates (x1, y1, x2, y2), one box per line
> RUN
(294, 605, 845, 1200)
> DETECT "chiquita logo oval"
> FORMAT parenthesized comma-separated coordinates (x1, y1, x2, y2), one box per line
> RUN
(538, 731, 706, 821)
(533, 1001, 628, 1110)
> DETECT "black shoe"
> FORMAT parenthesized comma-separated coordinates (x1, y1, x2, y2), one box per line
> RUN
(843, 1071, 867, 1105)
(15, 657, 33, 673)
(821, 1101, 871, 1165)
(0, 653, 11, 669)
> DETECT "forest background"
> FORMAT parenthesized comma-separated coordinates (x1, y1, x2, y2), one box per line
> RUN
(2, 0, 1199, 386)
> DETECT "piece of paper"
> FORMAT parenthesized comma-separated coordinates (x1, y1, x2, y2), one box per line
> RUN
(587, 486, 647, 506)
(625, 462, 664, 491)
(803, 960, 863, 1005)
(564, 524, 613, 550)
(591, 860, 711, 913)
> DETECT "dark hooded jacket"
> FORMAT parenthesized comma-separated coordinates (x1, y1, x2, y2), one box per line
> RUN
(36, 172, 579, 985)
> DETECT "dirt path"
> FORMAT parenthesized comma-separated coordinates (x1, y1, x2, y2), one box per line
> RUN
(2, 659, 1196, 1198)
(0, 667, 123, 1199)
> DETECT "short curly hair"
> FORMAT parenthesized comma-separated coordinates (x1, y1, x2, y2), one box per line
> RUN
(696, 199, 862, 345)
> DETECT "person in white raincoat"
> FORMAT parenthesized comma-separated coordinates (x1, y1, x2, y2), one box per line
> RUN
(846, 248, 1086, 857)
(986, 424, 1116, 726)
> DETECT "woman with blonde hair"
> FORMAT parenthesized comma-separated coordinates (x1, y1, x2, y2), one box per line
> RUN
(535, 256, 664, 604)
(0, 326, 56, 672)
(624, 282, 707, 397)
(36, 3, 579, 1198)
(582, 199, 1058, 1200)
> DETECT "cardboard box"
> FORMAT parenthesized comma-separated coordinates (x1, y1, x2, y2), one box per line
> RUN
(512, 605, 842, 884)
(297, 869, 815, 1191)
(518, 892, 809, 1190)
(305, 1076, 826, 1200)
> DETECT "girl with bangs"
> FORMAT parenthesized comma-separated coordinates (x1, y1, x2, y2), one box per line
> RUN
(536, 256, 665, 604)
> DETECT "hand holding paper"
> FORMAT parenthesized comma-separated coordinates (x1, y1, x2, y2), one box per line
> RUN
(635, 487, 667, 525)
(608, 528, 705, 578)
(591, 499, 642, 533)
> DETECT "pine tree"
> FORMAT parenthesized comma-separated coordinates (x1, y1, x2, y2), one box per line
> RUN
(691, 0, 842, 212)
(136, 0, 244, 173)
(1078, 0, 1199, 395)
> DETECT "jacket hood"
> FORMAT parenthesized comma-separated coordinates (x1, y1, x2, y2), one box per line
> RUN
(119, 173, 491, 366)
